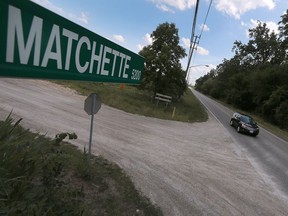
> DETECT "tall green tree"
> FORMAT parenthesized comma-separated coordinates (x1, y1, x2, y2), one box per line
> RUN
(233, 21, 284, 66)
(139, 22, 187, 99)
(194, 13, 288, 129)
(279, 9, 288, 60)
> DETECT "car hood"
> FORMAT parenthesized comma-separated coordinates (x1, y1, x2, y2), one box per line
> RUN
(241, 122, 259, 129)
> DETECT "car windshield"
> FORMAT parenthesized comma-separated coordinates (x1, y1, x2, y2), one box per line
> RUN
(240, 115, 255, 124)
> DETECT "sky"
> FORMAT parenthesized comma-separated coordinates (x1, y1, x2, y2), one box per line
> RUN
(32, 0, 288, 85)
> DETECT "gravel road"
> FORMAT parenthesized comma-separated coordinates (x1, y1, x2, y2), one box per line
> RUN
(1, 78, 287, 216)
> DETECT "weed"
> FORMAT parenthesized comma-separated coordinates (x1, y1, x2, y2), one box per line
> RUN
(54, 81, 208, 122)
(0, 116, 162, 215)
(0, 116, 87, 215)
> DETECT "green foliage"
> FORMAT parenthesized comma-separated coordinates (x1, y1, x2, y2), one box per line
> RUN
(55, 81, 207, 123)
(279, 9, 288, 57)
(262, 86, 288, 125)
(75, 148, 93, 181)
(233, 21, 285, 65)
(195, 11, 288, 130)
(275, 100, 288, 128)
(139, 22, 187, 99)
(197, 62, 288, 129)
(0, 116, 163, 216)
(0, 117, 85, 216)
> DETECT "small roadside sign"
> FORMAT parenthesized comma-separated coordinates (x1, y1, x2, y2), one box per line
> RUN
(84, 93, 101, 115)
(84, 93, 101, 159)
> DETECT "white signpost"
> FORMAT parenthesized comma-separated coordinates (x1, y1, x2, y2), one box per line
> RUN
(84, 93, 101, 159)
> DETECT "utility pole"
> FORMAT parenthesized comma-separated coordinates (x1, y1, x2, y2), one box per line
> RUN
(185, 35, 200, 77)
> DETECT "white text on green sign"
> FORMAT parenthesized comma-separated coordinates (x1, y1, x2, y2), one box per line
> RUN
(0, 0, 144, 84)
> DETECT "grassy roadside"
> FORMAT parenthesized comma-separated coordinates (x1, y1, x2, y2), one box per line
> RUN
(0, 115, 163, 216)
(54, 81, 208, 123)
(253, 116, 288, 141)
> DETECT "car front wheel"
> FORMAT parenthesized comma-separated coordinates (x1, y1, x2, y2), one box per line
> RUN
(230, 120, 233, 126)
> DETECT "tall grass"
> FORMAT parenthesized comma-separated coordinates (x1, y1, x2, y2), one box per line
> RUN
(0, 115, 163, 216)
(55, 81, 208, 122)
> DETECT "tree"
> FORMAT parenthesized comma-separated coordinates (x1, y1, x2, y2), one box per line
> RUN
(279, 9, 288, 60)
(233, 21, 285, 66)
(193, 11, 288, 129)
(262, 86, 288, 124)
(139, 22, 187, 99)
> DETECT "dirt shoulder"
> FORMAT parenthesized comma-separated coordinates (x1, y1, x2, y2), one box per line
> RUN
(0, 79, 287, 215)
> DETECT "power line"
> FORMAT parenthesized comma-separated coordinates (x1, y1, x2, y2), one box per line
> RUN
(185, 0, 213, 76)
(186, 0, 200, 73)
(199, 0, 213, 41)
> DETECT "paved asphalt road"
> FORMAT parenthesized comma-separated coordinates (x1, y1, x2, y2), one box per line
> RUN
(192, 89, 288, 201)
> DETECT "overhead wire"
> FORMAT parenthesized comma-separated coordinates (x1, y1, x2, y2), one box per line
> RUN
(185, 0, 213, 75)
(186, 0, 200, 73)
(198, 0, 213, 42)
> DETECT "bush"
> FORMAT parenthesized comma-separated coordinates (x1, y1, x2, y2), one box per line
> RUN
(0, 114, 86, 216)
(0, 114, 163, 216)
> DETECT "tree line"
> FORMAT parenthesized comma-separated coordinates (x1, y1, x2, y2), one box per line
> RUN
(195, 10, 288, 129)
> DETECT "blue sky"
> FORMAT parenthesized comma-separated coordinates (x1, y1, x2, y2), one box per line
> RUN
(32, 0, 288, 84)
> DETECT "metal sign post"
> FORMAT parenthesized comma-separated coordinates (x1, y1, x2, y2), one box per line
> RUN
(88, 94, 95, 159)
(84, 93, 101, 159)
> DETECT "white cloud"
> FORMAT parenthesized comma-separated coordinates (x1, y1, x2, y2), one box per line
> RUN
(181, 38, 209, 55)
(32, 0, 89, 25)
(195, 46, 209, 55)
(250, 19, 259, 28)
(188, 64, 214, 85)
(200, 24, 210, 32)
(137, 44, 144, 51)
(156, 4, 175, 13)
(144, 33, 153, 45)
(137, 34, 153, 51)
(32, 0, 64, 15)
(266, 21, 279, 34)
(113, 35, 126, 43)
(150, 0, 195, 12)
(244, 19, 279, 36)
(215, 0, 275, 19)
(78, 12, 89, 24)
(181, 37, 191, 48)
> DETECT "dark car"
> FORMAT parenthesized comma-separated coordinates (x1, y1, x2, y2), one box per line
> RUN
(230, 112, 259, 136)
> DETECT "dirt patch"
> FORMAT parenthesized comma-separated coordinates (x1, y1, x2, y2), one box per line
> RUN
(0, 78, 287, 215)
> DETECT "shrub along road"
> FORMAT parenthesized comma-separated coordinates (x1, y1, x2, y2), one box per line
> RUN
(0, 78, 288, 216)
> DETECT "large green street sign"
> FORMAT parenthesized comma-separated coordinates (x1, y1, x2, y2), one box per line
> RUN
(0, 0, 144, 84)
